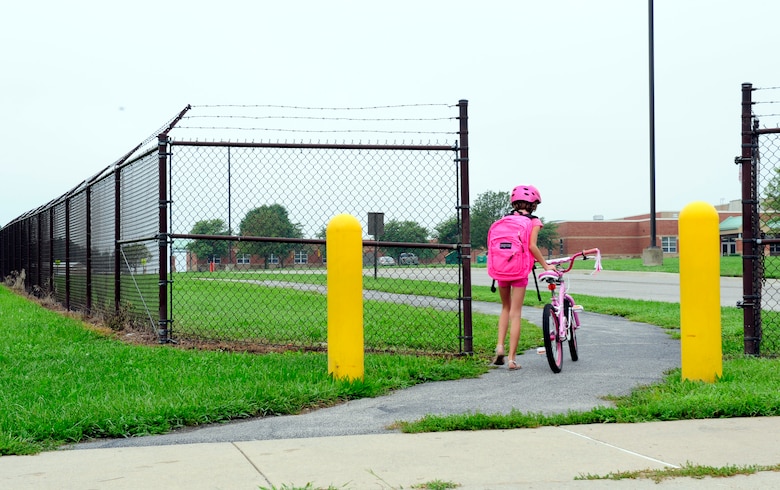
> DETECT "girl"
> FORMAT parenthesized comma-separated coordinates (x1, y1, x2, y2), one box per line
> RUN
(493, 184, 556, 370)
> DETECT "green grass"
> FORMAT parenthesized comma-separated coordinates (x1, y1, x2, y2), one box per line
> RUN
(576, 462, 780, 483)
(172, 276, 480, 352)
(1, 256, 778, 460)
(393, 276, 770, 434)
(1, 284, 523, 455)
(394, 296, 774, 434)
(168, 271, 545, 353)
(397, 356, 780, 433)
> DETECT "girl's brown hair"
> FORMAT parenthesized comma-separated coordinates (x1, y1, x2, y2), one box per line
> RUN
(512, 200, 538, 213)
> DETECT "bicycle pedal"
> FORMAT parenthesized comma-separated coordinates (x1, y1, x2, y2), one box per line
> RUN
(571, 305, 584, 312)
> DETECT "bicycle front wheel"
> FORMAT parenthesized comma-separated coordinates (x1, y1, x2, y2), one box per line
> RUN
(542, 303, 563, 373)
(565, 298, 579, 362)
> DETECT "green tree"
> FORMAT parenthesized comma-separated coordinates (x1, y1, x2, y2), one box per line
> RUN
(471, 190, 511, 249)
(761, 169, 780, 251)
(764, 168, 780, 212)
(186, 219, 231, 263)
(470, 190, 559, 255)
(380, 219, 433, 260)
(433, 215, 460, 244)
(121, 243, 152, 273)
(537, 218, 560, 256)
(315, 225, 327, 262)
(239, 204, 303, 267)
(760, 171, 780, 240)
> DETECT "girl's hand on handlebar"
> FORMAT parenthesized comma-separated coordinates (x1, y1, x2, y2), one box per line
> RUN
(542, 263, 557, 272)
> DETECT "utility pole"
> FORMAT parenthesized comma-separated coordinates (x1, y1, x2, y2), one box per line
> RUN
(643, 0, 663, 266)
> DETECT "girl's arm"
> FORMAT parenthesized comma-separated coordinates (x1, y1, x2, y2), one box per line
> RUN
(529, 226, 556, 271)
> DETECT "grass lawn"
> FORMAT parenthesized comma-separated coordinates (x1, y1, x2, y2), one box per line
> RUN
(2, 257, 779, 457)
(0, 284, 507, 455)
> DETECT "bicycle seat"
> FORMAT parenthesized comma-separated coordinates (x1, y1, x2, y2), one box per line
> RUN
(538, 270, 561, 283)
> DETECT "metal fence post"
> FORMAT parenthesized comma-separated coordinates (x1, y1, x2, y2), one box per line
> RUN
(36, 214, 42, 290)
(158, 133, 171, 343)
(86, 185, 92, 313)
(49, 209, 54, 296)
(114, 163, 121, 313)
(0, 226, 4, 278)
(739, 82, 760, 355)
(24, 218, 31, 289)
(458, 99, 473, 355)
(65, 197, 71, 310)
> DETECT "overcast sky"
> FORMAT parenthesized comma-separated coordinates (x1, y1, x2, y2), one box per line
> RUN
(3, 0, 780, 228)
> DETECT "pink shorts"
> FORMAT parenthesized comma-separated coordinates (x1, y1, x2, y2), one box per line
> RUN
(497, 278, 529, 288)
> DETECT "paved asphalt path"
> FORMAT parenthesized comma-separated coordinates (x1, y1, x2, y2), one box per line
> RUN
(73, 288, 680, 450)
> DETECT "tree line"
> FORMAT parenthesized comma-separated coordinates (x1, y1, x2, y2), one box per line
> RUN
(185, 190, 559, 265)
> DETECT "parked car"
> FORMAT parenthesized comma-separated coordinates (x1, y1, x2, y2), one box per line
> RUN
(378, 256, 396, 266)
(398, 252, 419, 265)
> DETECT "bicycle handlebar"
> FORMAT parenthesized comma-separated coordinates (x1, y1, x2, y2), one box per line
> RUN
(544, 248, 602, 274)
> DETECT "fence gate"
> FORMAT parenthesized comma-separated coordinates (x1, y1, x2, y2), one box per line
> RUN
(739, 83, 780, 356)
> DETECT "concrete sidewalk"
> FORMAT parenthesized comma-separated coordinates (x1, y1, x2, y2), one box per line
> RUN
(2, 417, 779, 489)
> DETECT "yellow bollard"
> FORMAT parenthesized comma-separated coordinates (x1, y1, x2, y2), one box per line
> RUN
(326, 214, 364, 381)
(679, 201, 722, 382)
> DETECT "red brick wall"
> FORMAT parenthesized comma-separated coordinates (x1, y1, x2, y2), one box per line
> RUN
(553, 212, 741, 258)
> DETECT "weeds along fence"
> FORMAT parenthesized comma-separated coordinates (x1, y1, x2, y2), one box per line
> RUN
(0, 102, 475, 355)
(739, 83, 780, 356)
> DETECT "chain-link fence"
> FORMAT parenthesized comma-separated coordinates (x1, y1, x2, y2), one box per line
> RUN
(739, 83, 780, 356)
(0, 102, 474, 355)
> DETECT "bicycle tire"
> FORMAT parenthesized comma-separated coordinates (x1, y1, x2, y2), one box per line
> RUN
(565, 298, 579, 362)
(542, 303, 563, 373)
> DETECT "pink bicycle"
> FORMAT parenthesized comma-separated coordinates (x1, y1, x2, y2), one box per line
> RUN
(537, 248, 601, 373)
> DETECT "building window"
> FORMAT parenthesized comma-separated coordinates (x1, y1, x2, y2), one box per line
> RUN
(209, 256, 221, 264)
(237, 254, 251, 265)
(268, 254, 279, 265)
(661, 236, 677, 253)
(721, 238, 737, 256)
(294, 250, 308, 264)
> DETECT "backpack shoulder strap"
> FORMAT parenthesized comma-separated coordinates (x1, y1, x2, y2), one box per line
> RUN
(507, 211, 537, 220)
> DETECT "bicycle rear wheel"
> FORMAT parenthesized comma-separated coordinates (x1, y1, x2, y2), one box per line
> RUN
(565, 298, 579, 362)
(542, 303, 563, 373)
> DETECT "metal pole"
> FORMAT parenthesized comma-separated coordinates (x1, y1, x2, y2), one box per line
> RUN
(158, 134, 171, 343)
(86, 186, 92, 313)
(458, 99, 473, 355)
(49, 209, 54, 296)
(740, 83, 759, 355)
(114, 163, 121, 313)
(228, 146, 233, 265)
(65, 197, 71, 310)
(36, 214, 42, 289)
(648, 0, 657, 248)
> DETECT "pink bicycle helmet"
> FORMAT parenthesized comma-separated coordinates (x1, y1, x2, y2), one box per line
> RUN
(511, 184, 542, 204)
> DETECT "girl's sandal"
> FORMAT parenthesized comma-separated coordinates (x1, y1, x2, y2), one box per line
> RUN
(508, 359, 521, 370)
(492, 352, 505, 366)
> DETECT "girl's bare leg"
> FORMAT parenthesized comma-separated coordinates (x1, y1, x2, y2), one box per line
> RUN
(507, 286, 527, 369)
(494, 285, 512, 364)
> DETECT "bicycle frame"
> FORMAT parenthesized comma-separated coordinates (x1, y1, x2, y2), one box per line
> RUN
(538, 248, 601, 373)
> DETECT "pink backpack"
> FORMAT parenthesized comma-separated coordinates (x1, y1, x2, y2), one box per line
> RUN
(487, 213, 536, 281)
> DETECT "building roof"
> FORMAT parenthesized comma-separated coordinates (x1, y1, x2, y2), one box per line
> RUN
(719, 216, 741, 232)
